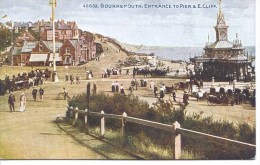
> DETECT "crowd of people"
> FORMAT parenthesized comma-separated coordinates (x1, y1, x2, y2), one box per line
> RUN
(102, 68, 123, 78)
(111, 81, 125, 95)
(0, 68, 52, 96)
(68, 74, 81, 84)
(3, 65, 255, 114)
(2, 68, 56, 113)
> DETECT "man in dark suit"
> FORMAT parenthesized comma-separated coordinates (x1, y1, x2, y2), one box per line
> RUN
(8, 92, 15, 112)
(63, 87, 70, 100)
(32, 88, 37, 101)
(39, 87, 44, 101)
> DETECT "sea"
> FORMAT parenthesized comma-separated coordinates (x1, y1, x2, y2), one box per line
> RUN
(135, 46, 255, 61)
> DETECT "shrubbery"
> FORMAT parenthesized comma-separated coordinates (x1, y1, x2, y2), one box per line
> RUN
(68, 93, 255, 159)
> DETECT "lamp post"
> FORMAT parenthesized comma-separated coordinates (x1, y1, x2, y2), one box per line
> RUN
(49, 0, 59, 82)
(10, 22, 14, 67)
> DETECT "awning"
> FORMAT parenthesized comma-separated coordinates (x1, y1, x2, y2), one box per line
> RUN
(29, 54, 48, 62)
(49, 53, 62, 62)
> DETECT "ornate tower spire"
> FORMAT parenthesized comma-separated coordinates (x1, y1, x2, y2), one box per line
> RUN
(215, 0, 228, 41)
(219, 0, 222, 16)
(216, 0, 226, 27)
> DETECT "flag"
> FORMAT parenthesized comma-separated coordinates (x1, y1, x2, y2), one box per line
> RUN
(2, 14, 7, 18)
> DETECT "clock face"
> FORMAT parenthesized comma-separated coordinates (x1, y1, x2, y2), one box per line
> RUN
(220, 31, 226, 38)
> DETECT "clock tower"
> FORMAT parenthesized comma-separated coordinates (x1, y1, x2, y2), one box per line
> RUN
(191, 0, 250, 82)
(214, 0, 228, 41)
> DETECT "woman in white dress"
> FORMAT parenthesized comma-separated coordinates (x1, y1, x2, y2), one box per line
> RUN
(19, 92, 26, 112)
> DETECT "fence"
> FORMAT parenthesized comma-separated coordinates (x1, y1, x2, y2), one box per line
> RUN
(68, 107, 256, 159)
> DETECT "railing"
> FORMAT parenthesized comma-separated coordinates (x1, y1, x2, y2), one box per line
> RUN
(67, 107, 256, 159)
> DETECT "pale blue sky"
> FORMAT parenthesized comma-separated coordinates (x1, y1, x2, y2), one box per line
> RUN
(0, 0, 256, 47)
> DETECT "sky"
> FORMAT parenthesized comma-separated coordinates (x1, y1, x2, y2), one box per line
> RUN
(0, 0, 256, 47)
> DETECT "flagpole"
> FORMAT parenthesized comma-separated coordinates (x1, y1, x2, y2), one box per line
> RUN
(11, 21, 13, 67)
(50, 0, 59, 82)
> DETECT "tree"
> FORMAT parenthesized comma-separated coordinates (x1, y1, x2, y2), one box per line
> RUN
(0, 28, 11, 52)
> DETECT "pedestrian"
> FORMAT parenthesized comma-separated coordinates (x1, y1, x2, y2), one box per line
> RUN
(63, 87, 70, 100)
(176, 69, 179, 76)
(172, 90, 176, 102)
(39, 87, 44, 101)
(233, 78, 237, 91)
(239, 93, 244, 105)
(89, 70, 93, 78)
(140, 78, 144, 87)
(133, 68, 136, 79)
(211, 77, 215, 86)
(129, 85, 133, 95)
(115, 81, 119, 92)
(111, 81, 115, 92)
(19, 92, 26, 112)
(126, 69, 129, 75)
(189, 80, 193, 93)
(234, 93, 239, 105)
(0, 79, 5, 96)
(230, 98, 234, 106)
(32, 88, 37, 101)
(144, 78, 147, 87)
(93, 83, 97, 95)
(229, 74, 233, 85)
(200, 79, 203, 88)
(150, 80, 155, 91)
(161, 84, 166, 92)
(131, 79, 135, 90)
(135, 79, 138, 90)
(8, 92, 15, 112)
(107, 69, 110, 77)
(159, 86, 165, 100)
(120, 84, 125, 95)
(76, 74, 80, 84)
(154, 85, 158, 98)
(183, 91, 189, 105)
(70, 75, 74, 84)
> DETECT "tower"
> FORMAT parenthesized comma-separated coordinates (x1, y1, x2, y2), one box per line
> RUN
(214, 0, 229, 41)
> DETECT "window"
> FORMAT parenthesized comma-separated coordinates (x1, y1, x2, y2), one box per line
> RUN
(39, 42, 43, 52)
(65, 47, 70, 54)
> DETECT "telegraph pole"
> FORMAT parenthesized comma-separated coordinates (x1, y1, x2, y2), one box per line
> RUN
(50, 0, 59, 82)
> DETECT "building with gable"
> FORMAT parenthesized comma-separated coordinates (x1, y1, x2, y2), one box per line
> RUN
(30, 40, 63, 66)
(40, 19, 80, 41)
(10, 20, 97, 66)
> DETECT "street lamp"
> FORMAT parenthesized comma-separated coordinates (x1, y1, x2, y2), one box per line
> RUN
(49, 0, 59, 82)
(10, 22, 14, 67)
